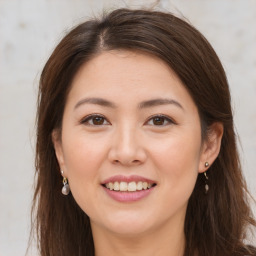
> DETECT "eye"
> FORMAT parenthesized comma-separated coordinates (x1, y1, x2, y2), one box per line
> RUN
(81, 114, 110, 126)
(146, 115, 175, 126)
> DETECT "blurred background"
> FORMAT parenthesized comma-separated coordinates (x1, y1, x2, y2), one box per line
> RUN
(0, 0, 255, 255)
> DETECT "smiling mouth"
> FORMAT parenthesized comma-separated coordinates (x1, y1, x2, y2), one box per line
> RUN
(102, 181, 157, 192)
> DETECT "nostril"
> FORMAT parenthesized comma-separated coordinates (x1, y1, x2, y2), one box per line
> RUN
(112, 159, 141, 165)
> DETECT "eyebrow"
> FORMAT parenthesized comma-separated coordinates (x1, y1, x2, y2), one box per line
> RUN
(138, 98, 183, 110)
(74, 97, 117, 109)
(74, 97, 183, 110)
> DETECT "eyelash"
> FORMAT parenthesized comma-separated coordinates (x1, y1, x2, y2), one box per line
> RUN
(80, 114, 176, 127)
(146, 114, 176, 126)
(81, 114, 110, 126)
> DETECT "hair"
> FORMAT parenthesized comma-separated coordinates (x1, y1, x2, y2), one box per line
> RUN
(31, 8, 256, 256)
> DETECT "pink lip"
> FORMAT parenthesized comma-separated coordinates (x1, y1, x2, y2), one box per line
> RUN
(101, 175, 157, 203)
(102, 186, 155, 202)
(101, 175, 156, 185)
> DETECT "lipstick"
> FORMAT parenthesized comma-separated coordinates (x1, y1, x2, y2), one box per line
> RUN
(101, 175, 157, 202)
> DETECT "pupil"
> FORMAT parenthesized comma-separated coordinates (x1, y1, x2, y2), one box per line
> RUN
(93, 117, 104, 125)
(153, 117, 164, 125)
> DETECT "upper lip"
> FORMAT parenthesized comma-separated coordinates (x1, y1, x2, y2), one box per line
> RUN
(101, 175, 157, 185)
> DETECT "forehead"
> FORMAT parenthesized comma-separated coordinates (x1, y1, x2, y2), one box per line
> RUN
(66, 50, 196, 111)
(73, 50, 174, 85)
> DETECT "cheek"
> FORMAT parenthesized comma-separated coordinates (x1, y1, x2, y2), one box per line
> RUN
(60, 130, 109, 202)
(151, 130, 201, 197)
(61, 138, 107, 217)
(62, 128, 108, 175)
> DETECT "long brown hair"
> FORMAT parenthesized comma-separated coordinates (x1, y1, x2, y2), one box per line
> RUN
(31, 8, 256, 256)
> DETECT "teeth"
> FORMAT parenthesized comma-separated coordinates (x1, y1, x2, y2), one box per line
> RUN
(104, 181, 154, 192)
(142, 182, 148, 190)
(120, 181, 128, 191)
(137, 181, 143, 191)
(147, 183, 153, 189)
(128, 181, 136, 192)
(109, 182, 114, 190)
(114, 181, 119, 191)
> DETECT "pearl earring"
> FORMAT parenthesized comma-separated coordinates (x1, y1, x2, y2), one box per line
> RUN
(61, 171, 70, 195)
(204, 162, 209, 194)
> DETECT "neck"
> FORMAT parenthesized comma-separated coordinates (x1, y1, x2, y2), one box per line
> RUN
(91, 216, 185, 256)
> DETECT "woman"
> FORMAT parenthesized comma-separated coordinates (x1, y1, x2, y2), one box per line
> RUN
(32, 8, 256, 256)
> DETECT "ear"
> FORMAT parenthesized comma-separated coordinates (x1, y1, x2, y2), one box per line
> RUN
(199, 122, 224, 173)
(52, 129, 67, 176)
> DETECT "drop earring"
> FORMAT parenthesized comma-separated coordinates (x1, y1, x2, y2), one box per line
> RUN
(204, 162, 209, 194)
(61, 171, 70, 195)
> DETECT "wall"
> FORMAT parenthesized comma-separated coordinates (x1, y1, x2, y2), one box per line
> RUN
(0, 0, 255, 255)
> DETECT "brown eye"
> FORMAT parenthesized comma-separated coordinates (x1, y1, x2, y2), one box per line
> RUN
(152, 116, 165, 125)
(146, 115, 174, 126)
(92, 116, 104, 125)
(81, 115, 110, 126)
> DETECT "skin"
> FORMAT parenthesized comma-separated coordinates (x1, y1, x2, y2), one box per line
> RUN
(53, 50, 223, 256)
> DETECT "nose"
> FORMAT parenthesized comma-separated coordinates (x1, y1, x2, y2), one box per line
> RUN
(108, 124, 147, 166)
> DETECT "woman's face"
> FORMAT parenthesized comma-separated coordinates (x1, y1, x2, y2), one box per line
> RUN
(53, 50, 210, 236)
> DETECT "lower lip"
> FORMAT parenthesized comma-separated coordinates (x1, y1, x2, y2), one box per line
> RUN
(102, 186, 155, 202)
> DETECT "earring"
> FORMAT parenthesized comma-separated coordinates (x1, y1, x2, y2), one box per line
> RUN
(61, 171, 70, 195)
(204, 162, 209, 194)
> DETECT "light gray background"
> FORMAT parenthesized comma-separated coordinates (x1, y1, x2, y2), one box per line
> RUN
(0, 0, 255, 255)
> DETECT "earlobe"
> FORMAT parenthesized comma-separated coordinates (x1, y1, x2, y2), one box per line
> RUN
(52, 129, 66, 173)
(199, 122, 224, 173)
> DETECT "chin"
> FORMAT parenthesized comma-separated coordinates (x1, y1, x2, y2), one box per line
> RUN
(106, 221, 151, 237)
(93, 210, 155, 236)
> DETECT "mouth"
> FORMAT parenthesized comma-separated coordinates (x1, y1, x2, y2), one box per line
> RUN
(102, 181, 157, 192)
(101, 175, 157, 202)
